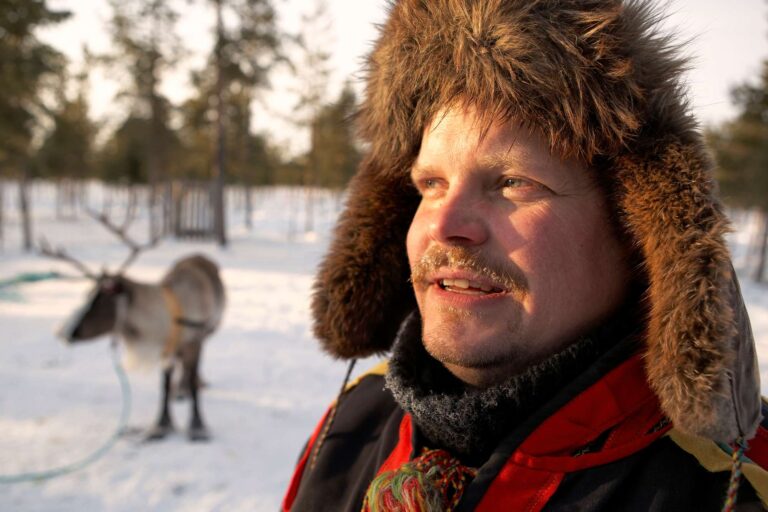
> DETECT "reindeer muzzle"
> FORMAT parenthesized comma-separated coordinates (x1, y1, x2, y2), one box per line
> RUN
(57, 287, 103, 344)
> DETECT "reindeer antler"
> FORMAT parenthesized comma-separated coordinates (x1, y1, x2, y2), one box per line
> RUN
(86, 208, 161, 273)
(38, 237, 98, 280)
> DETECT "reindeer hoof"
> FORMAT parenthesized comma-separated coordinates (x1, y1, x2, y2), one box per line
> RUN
(144, 424, 174, 441)
(188, 426, 210, 442)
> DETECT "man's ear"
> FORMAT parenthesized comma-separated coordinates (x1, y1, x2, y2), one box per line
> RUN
(312, 156, 419, 358)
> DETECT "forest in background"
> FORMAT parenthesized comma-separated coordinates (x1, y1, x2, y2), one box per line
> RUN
(0, 0, 767, 280)
(1, 0, 358, 247)
(708, 60, 768, 283)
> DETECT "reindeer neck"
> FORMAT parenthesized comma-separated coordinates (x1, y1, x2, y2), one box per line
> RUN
(115, 278, 173, 341)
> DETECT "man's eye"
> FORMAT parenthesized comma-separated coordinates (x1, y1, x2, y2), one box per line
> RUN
(413, 177, 442, 195)
(499, 176, 550, 201)
(503, 177, 528, 188)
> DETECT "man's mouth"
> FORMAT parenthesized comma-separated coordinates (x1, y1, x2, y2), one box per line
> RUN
(438, 278, 505, 295)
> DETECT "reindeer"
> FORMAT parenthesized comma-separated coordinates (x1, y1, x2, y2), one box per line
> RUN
(39, 211, 226, 442)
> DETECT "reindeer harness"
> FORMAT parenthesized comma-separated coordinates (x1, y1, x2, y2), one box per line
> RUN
(160, 287, 212, 358)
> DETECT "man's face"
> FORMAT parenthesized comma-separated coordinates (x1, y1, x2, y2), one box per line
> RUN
(406, 106, 631, 387)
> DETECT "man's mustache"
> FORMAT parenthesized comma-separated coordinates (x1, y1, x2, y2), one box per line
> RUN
(410, 245, 528, 293)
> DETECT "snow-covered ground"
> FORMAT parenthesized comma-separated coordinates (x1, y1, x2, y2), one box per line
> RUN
(0, 182, 766, 512)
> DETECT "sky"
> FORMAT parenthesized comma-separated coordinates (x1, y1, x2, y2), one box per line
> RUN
(38, 0, 768, 155)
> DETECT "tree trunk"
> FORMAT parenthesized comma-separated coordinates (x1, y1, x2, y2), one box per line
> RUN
(19, 170, 32, 252)
(304, 186, 314, 233)
(245, 184, 252, 230)
(212, 0, 227, 247)
(173, 182, 182, 238)
(304, 148, 316, 234)
(163, 181, 173, 235)
(287, 187, 297, 241)
(55, 178, 63, 220)
(0, 179, 4, 250)
(334, 189, 344, 213)
(754, 210, 768, 283)
(126, 185, 138, 226)
(147, 92, 160, 239)
(76, 179, 87, 216)
(67, 179, 77, 219)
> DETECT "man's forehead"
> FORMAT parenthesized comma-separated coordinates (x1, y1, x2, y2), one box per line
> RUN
(413, 106, 597, 191)
(420, 102, 579, 160)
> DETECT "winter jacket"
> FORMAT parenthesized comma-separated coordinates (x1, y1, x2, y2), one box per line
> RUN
(284, 346, 768, 511)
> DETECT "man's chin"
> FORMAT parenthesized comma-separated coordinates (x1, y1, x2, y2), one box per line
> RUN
(422, 333, 527, 387)
(440, 359, 522, 388)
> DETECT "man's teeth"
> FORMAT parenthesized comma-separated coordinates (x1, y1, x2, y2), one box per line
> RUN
(440, 278, 494, 293)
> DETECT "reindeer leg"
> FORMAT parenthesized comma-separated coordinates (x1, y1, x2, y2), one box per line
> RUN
(184, 341, 210, 442)
(174, 360, 190, 401)
(145, 365, 175, 441)
(175, 362, 207, 401)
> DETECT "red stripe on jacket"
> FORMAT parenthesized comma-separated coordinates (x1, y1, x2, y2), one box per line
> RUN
(282, 406, 332, 512)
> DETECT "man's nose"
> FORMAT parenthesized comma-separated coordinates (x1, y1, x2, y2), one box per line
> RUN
(428, 190, 489, 246)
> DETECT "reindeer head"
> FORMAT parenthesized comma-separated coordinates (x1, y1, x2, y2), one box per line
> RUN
(62, 273, 132, 342)
(39, 209, 159, 344)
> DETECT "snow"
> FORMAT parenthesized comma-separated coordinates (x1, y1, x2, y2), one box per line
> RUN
(0, 182, 766, 511)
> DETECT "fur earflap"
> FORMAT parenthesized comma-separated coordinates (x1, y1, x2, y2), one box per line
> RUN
(611, 139, 761, 441)
(312, 155, 418, 358)
(311, 0, 761, 443)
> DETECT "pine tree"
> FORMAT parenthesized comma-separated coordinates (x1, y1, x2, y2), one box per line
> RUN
(177, 73, 277, 184)
(292, 0, 333, 233)
(36, 68, 96, 180)
(189, 0, 285, 244)
(103, 0, 182, 237)
(0, 0, 70, 250)
(310, 83, 360, 189)
(709, 61, 768, 282)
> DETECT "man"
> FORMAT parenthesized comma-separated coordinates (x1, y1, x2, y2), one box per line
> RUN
(283, 0, 768, 510)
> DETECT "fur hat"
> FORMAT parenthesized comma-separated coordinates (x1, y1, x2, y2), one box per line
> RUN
(311, 0, 761, 443)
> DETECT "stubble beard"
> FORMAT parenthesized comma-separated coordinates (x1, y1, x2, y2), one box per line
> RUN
(420, 302, 531, 374)
(411, 246, 533, 379)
